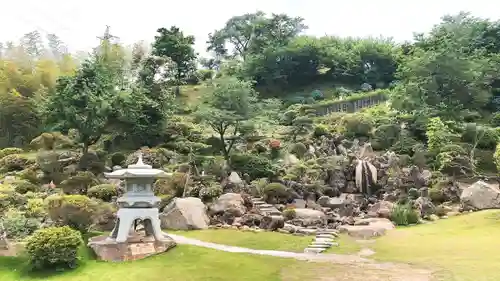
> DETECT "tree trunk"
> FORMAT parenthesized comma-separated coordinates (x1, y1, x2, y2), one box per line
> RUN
(83, 142, 89, 154)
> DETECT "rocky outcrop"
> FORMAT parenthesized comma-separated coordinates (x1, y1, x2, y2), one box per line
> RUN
(367, 201, 394, 219)
(160, 197, 210, 230)
(460, 181, 500, 211)
(210, 193, 246, 217)
(338, 218, 395, 239)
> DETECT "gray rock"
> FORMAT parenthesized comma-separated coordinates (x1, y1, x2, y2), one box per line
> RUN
(210, 193, 246, 217)
(460, 181, 500, 211)
(160, 197, 210, 230)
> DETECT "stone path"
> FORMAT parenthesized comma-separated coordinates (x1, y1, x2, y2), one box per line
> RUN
(304, 229, 339, 254)
(166, 233, 434, 281)
(251, 197, 282, 216)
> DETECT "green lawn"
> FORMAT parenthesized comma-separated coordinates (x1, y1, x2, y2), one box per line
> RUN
(167, 229, 312, 252)
(368, 210, 500, 281)
(0, 245, 313, 281)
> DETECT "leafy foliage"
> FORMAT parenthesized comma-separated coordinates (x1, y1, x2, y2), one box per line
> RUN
(25, 226, 83, 270)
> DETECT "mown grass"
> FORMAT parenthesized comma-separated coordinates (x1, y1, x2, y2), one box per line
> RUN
(167, 229, 311, 252)
(368, 210, 500, 281)
(0, 245, 313, 281)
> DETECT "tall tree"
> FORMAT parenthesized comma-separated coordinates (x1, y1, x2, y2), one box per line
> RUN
(194, 77, 258, 161)
(43, 59, 116, 153)
(21, 31, 44, 58)
(207, 12, 306, 60)
(152, 26, 196, 95)
(46, 33, 67, 60)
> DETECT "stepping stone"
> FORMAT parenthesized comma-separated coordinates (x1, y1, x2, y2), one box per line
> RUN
(252, 197, 264, 201)
(259, 204, 274, 208)
(304, 247, 326, 253)
(310, 242, 335, 247)
(253, 201, 266, 206)
(317, 232, 338, 237)
(316, 234, 335, 239)
(307, 244, 330, 247)
(313, 238, 335, 243)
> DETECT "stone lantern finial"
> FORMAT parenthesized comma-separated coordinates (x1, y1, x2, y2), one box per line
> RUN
(136, 152, 144, 166)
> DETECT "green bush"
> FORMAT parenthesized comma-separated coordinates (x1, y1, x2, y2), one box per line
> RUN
(199, 185, 223, 202)
(290, 143, 308, 158)
(26, 198, 47, 218)
(339, 113, 374, 138)
(45, 195, 98, 233)
(11, 179, 39, 194)
(1, 208, 40, 239)
(490, 112, 500, 127)
(87, 184, 118, 202)
(282, 208, 296, 220)
(0, 147, 24, 159)
(390, 203, 420, 226)
(263, 183, 289, 204)
(312, 124, 329, 138)
(25, 226, 83, 270)
(494, 143, 500, 171)
(0, 154, 33, 172)
(60, 171, 99, 194)
(110, 152, 126, 167)
(461, 123, 499, 150)
(230, 154, 275, 180)
(372, 124, 400, 150)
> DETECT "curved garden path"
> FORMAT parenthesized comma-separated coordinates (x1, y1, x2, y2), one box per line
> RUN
(167, 233, 435, 281)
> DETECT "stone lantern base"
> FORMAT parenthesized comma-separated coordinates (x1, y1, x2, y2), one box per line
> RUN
(88, 232, 176, 262)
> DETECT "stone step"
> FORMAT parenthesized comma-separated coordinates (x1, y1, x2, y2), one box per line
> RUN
(307, 244, 330, 249)
(310, 242, 335, 247)
(311, 242, 339, 247)
(304, 247, 326, 254)
(253, 201, 266, 205)
(251, 197, 264, 202)
(314, 238, 335, 243)
(259, 203, 273, 208)
(316, 234, 336, 239)
(317, 231, 338, 237)
(261, 211, 282, 216)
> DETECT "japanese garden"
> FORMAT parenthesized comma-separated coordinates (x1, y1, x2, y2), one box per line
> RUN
(0, 10, 499, 281)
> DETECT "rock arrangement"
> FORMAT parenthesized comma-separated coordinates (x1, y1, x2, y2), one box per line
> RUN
(251, 197, 283, 216)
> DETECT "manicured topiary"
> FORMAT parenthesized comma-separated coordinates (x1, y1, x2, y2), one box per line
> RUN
(0, 147, 23, 159)
(110, 152, 126, 167)
(263, 183, 289, 204)
(290, 143, 307, 158)
(25, 226, 83, 270)
(87, 184, 118, 202)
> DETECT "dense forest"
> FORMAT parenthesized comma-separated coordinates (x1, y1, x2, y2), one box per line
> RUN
(0, 11, 499, 261)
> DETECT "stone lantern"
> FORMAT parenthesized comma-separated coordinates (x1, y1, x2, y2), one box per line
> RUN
(88, 153, 176, 261)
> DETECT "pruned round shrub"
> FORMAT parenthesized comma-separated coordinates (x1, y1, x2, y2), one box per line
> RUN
(87, 184, 118, 202)
(26, 198, 47, 218)
(45, 195, 98, 232)
(339, 114, 374, 138)
(25, 226, 83, 270)
(0, 154, 33, 172)
(153, 173, 187, 197)
(11, 179, 39, 194)
(290, 143, 307, 158)
(1, 208, 40, 239)
(199, 185, 223, 202)
(110, 152, 126, 167)
(263, 183, 289, 204)
(490, 112, 500, 127)
(60, 171, 99, 194)
(372, 124, 400, 150)
(390, 203, 420, 226)
(313, 124, 329, 138)
(125, 148, 169, 168)
(0, 147, 24, 159)
(230, 154, 275, 180)
(282, 208, 296, 220)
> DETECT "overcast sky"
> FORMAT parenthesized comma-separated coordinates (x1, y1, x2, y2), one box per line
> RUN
(1, 0, 499, 55)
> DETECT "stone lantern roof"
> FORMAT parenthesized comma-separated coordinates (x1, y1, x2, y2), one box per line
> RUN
(104, 153, 171, 179)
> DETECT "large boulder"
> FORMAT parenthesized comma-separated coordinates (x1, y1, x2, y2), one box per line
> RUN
(338, 218, 395, 239)
(160, 197, 209, 230)
(294, 208, 326, 220)
(367, 201, 394, 219)
(460, 181, 500, 211)
(209, 193, 246, 217)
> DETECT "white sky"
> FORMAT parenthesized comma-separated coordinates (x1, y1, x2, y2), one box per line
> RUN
(1, 0, 499, 56)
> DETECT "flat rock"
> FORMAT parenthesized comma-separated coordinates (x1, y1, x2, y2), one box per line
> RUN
(338, 218, 395, 239)
(210, 193, 246, 216)
(294, 208, 326, 220)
